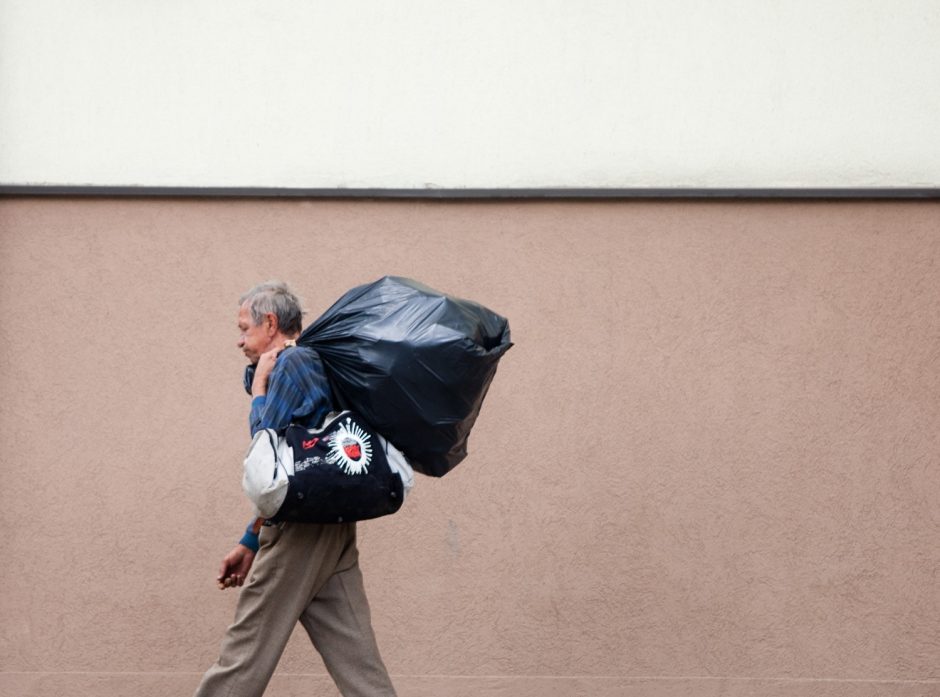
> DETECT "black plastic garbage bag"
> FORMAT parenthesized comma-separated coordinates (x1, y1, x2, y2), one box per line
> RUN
(296, 276, 511, 477)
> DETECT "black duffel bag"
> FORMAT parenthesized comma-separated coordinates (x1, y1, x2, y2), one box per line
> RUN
(243, 411, 414, 524)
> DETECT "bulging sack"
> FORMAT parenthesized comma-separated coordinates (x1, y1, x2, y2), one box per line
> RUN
(296, 276, 512, 476)
(243, 411, 414, 524)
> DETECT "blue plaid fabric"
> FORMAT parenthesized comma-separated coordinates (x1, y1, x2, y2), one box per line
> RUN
(247, 346, 333, 437)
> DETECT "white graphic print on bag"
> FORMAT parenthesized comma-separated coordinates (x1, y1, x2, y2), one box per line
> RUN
(324, 417, 373, 475)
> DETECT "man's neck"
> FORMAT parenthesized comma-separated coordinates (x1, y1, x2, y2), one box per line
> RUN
(263, 332, 298, 353)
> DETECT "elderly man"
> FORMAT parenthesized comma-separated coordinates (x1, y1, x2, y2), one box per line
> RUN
(194, 281, 397, 697)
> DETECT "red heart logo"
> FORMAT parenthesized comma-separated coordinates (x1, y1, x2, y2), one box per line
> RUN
(342, 439, 361, 460)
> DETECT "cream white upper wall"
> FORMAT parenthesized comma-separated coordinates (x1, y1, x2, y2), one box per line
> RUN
(1, 0, 938, 188)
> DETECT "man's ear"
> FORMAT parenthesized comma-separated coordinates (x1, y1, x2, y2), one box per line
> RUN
(265, 313, 279, 336)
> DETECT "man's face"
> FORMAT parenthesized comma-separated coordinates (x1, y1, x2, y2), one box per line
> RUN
(237, 304, 272, 364)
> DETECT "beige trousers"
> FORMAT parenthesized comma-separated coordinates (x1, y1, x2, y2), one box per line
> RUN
(195, 522, 397, 697)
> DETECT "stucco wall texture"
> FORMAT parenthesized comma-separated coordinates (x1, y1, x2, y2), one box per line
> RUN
(0, 198, 938, 697)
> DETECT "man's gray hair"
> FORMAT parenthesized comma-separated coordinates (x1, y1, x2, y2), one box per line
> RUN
(239, 281, 305, 335)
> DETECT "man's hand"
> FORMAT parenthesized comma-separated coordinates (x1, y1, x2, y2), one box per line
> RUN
(217, 544, 256, 590)
(251, 345, 288, 397)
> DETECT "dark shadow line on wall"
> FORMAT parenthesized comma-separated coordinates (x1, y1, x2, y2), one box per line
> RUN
(0, 186, 939, 200)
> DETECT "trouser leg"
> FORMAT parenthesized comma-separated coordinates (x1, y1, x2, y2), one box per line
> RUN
(299, 556, 397, 697)
(194, 522, 357, 697)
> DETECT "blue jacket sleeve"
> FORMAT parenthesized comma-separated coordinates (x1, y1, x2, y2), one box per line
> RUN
(239, 521, 260, 552)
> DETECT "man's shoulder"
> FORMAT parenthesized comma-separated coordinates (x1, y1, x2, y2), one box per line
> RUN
(271, 345, 333, 406)
(273, 345, 325, 376)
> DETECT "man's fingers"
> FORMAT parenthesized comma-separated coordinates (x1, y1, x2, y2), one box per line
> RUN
(216, 573, 244, 590)
(215, 546, 254, 590)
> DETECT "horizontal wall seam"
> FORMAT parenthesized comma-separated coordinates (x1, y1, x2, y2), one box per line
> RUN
(1, 186, 939, 200)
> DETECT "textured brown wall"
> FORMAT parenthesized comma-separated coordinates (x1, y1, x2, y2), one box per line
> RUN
(0, 198, 938, 697)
